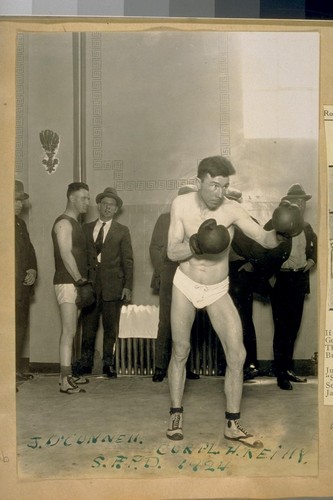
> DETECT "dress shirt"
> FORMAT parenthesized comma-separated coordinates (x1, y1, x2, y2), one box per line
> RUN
(281, 231, 307, 270)
(93, 219, 112, 263)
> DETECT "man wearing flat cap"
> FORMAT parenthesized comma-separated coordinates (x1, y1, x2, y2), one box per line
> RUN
(75, 187, 134, 379)
(265, 184, 317, 390)
(15, 180, 37, 385)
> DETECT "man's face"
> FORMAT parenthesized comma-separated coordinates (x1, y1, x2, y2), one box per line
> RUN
(98, 196, 118, 221)
(197, 174, 229, 210)
(15, 198, 23, 216)
(71, 189, 90, 214)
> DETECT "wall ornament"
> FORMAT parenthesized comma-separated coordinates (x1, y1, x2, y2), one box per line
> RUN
(39, 129, 60, 174)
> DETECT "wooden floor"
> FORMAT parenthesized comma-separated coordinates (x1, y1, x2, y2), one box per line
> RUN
(16, 374, 318, 486)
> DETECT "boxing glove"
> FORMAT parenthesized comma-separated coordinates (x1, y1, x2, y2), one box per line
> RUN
(272, 200, 304, 238)
(75, 279, 96, 309)
(190, 219, 230, 254)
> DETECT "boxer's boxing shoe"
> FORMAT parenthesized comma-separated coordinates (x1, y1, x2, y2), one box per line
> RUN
(224, 419, 263, 448)
(60, 375, 86, 394)
(59, 375, 89, 385)
(73, 376, 90, 385)
(166, 407, 183, 440)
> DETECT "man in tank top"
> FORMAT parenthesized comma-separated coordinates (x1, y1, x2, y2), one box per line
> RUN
(51, 182, 91, 394)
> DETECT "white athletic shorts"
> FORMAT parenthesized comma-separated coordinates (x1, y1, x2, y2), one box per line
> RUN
(54, 283, 77, 305)
(173, 267, 229, 309)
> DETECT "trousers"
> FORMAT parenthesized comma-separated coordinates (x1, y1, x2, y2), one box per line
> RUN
(228, 260, 258, 368)
(81, 271, 122, 368)
(15, 296, 30, 371)
(270, 270, 307, 374)
(155, 262, 178, 370)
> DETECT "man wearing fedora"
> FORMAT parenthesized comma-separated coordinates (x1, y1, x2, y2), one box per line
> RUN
(227, 188, 290, 382)
(265, 184, 317, 390)
(74, 187, 133, 378)
(15, 180, 37, 385)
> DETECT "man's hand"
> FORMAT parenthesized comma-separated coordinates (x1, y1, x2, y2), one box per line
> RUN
(121, 288, 132, 303)
(303, 259, 315, 272)
(238, 262, 254, 273)
(23, 269, 37, 286)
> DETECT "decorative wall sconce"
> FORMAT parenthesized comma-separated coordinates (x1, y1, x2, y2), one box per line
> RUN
(40, 129, 60, 174)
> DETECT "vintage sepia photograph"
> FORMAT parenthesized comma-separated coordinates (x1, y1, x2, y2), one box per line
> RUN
(13, 29, 320, 482)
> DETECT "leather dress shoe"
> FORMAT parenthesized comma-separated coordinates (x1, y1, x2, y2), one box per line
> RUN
(186, 370, 200, 380)
(286, 370, 307, 383)
(103, 366, 117, 378)
(16, 371, 34, 381)
(243, 365, 259, 381)
(152, 368, 166, 382)
(277, 376, 293, 390)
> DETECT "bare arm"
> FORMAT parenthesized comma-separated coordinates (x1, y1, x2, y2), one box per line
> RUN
(234, 209, 279, 249)
(167, 198, 193, 262)
(54, 219, 84, 282)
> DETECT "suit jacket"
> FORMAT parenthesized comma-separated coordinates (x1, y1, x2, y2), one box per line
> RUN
(83, 219, 134, 301)
(149, 212, 178, 294)
(15, 215, 37, 301)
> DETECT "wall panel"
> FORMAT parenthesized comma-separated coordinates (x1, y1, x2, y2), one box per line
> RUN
(18, 34, 76, 363)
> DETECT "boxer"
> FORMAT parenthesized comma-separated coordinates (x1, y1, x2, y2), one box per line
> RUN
(166, 155, 288, 447)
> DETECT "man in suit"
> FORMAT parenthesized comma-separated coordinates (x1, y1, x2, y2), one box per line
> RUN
(227, 188, 261, 380)
(15, 180, 37, 384)
(74, 187, 134, 378)
(265, 184, 317, 390)
(150, 185, 200, 382)
(226, 188, 289, 381)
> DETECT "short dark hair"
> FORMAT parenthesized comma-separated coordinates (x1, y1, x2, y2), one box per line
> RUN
(197, 156, 236, 180)
(66, 182, 89, 199)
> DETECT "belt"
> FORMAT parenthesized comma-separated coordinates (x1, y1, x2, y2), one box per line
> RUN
(279, 267, 305, 273)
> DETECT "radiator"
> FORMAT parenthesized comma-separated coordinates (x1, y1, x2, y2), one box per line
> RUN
(75, 307, 225, 376)
(115, 308, 225, 376)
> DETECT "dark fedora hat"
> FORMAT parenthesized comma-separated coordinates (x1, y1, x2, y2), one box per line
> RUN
(96, 187, 123, 208)
(281, 183, 312, 201)
(15, 180, 29, 200)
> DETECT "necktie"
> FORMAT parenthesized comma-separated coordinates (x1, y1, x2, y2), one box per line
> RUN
(95, 222, 106, 256)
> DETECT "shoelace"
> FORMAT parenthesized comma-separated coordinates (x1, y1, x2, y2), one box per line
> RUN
(67, 376, 79, 389)
(172, 413, 181, 429)
(234, 420, 250, 436)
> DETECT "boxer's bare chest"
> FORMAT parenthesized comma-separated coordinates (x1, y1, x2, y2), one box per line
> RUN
(182, 201, 235, 237)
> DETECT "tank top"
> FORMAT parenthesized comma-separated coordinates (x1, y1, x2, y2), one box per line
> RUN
(51, 214, 87, 284)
